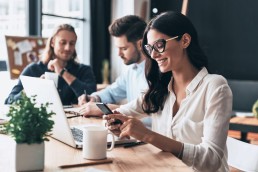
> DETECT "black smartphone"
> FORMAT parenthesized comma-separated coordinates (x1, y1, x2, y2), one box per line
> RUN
(96, 103, 122, 124)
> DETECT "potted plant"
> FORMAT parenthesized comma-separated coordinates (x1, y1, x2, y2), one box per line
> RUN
(5, 93, 55, 171)
(252, 100, 258, 119)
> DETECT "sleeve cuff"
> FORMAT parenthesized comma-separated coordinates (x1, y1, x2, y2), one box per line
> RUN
(182, 142, 195, 166)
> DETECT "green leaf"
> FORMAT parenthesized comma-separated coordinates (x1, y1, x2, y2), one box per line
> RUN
(4, 92, 55, 144)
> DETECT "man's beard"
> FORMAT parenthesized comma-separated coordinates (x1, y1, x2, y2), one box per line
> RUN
(123, 45, 141, 65)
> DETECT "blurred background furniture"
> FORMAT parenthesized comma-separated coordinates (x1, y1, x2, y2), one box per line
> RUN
(227, 79, 258, 142)
(227, 80, 258, 112)
(230, 117, 258, 143)
(227, 137, 258, 172)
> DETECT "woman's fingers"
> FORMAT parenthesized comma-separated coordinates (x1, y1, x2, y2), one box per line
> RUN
(106, 114, 129, 123)
(119, 125, 131, 139)
(103, 114, 136, 139)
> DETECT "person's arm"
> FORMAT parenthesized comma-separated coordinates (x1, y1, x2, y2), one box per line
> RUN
(116, 95, 146, 118)
(92, 70, 128, 104)
(78, 94, 98, 105)
(106, 104, 120, 110)
(4, 80, 23, 104)
(105, 114, 184, 157)
(47, 59, 97, 99)
(106, 78, 232, 171)
(67, 64, 97, 98)
(5, 62, 45, 104)
(59, 68, 76, 85)
(78, 68, 130, 105)
(79, 102, 120, 117)
(79, 93, 144, 117)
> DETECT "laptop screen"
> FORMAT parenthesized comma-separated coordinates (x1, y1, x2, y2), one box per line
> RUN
(20, 76, 137, 148)
(20, 76, 78, 147)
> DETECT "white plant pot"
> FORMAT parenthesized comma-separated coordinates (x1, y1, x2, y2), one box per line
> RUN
(15, 142, 44, 171)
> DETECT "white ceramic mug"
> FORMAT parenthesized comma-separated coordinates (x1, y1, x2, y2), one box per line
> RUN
(44, 72, 58, 87)
(82, 125, 115, 160)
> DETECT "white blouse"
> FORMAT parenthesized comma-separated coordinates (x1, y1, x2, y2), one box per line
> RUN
(118, 68, 232, 172)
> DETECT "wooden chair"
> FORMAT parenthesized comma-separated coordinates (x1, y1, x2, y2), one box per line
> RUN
(227, 136, 258, 172)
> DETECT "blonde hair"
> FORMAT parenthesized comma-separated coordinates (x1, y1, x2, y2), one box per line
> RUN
(42, 24, 78, 64)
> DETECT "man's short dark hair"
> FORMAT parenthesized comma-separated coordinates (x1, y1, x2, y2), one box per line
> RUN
(108, 15, 146, 42)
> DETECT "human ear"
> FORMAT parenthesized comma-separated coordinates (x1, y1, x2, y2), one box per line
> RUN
(181, 33, 191, 48)
(50, 37, 55, 48)
(137, 39, 142, 50)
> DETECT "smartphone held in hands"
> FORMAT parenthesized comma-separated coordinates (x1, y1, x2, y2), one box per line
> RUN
(96, 103, 122, 124)
(96, 103, 113, 115)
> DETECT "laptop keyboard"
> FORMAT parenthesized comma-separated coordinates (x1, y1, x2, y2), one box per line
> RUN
(71, 127, 83, 142)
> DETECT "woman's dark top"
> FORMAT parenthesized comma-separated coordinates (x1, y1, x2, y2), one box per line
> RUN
(5, 61, 97, 105)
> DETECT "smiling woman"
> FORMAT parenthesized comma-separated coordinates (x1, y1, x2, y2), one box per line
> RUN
(105, 11, 233, 172)
(144, 35, 180, 57)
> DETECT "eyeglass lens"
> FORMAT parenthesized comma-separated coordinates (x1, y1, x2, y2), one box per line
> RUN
(144, 40, 166, 56)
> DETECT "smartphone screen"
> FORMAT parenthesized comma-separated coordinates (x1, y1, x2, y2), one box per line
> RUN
(96, 103, 113, 115)
(96, 103, 122, 124)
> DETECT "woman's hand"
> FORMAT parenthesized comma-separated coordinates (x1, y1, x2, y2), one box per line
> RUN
(104, 111, 151, 141)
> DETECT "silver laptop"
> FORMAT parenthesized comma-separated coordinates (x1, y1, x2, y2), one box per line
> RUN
(20, 76, 136, 148)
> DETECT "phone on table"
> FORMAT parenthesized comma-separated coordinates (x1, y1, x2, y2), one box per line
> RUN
(96, 103, 122, 124)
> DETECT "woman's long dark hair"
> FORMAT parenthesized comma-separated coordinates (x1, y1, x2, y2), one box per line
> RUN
(141, 11, 208, 114)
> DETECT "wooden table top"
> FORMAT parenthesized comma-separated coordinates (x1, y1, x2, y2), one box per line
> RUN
(230, 116, 258, 133)
(0, 116, 193, 172)
(230, 116, 258, 126)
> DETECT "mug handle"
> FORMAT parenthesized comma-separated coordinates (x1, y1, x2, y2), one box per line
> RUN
(107, 132, 115, 151)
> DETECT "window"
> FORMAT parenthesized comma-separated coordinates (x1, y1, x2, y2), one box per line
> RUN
(0, 0, 90, 63)
(42, 0, 90, 64)
(0, 0, 27, 60)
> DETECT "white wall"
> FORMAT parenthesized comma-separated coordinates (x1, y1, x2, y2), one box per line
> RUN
(110, 0, 150, 82)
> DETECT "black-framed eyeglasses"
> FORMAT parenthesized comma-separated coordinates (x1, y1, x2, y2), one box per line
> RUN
(144, 36, 179, 56)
